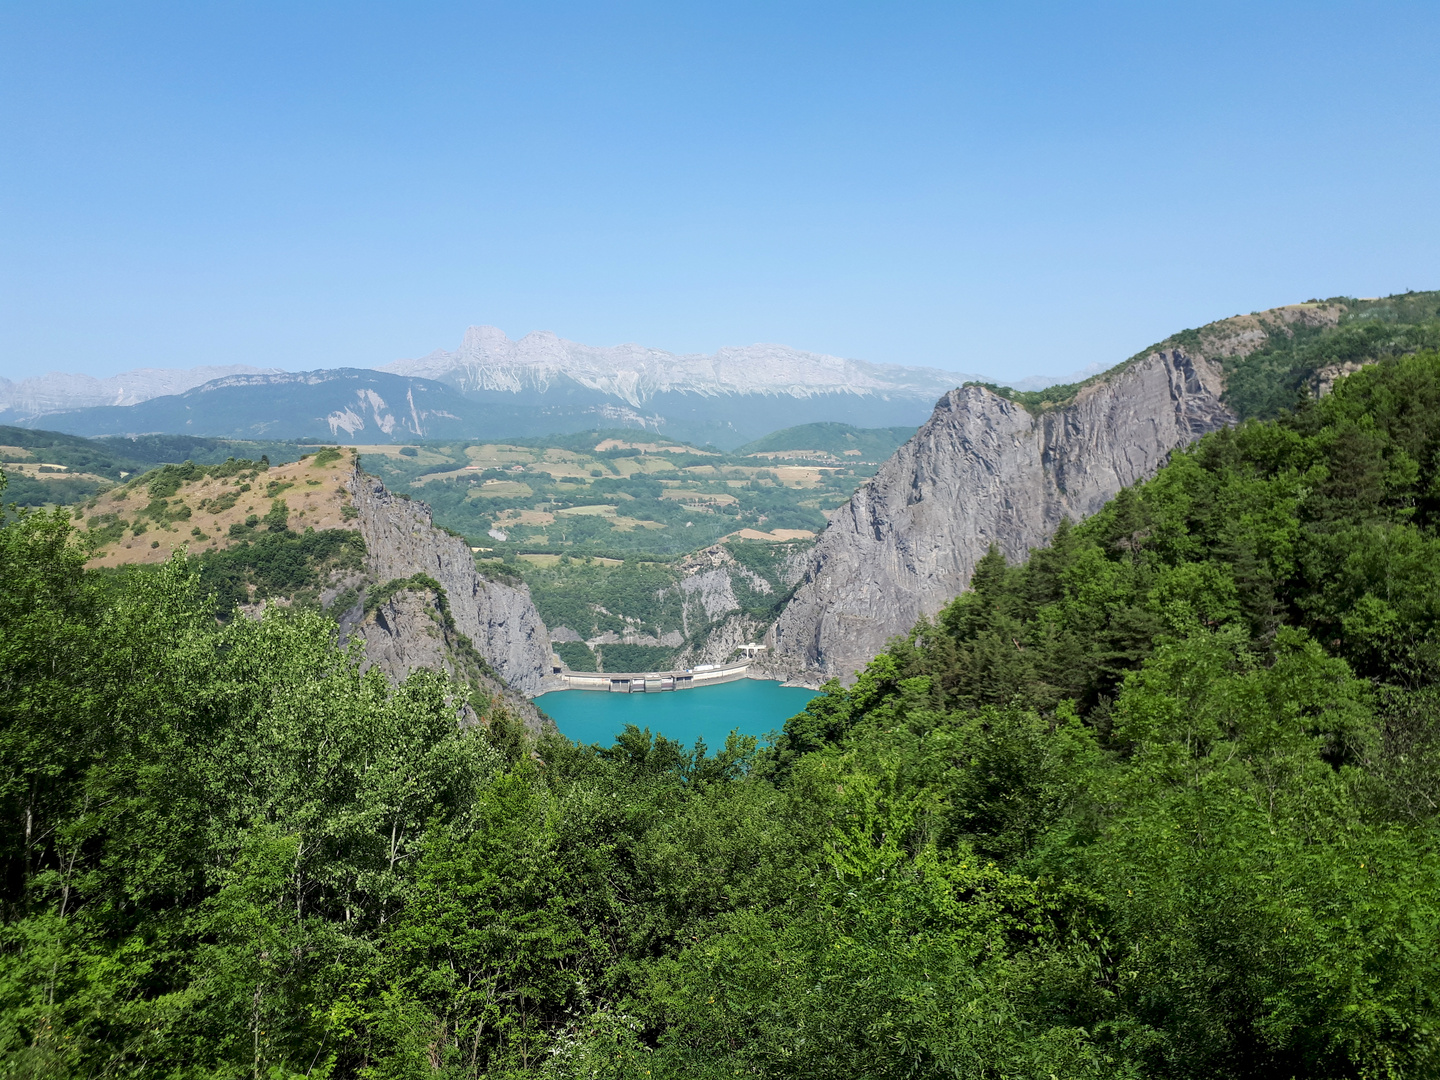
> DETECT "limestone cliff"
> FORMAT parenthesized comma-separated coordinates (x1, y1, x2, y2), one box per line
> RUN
(354, 586, 550, 732)
(345, 467, 553, 696)
(666, 543, 811, 668)
(771, 347, 1233, 682)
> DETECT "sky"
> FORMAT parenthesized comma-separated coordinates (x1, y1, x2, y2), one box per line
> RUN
(2, 1, 1438, 384)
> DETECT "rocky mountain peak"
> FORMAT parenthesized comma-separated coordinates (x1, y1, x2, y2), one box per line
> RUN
(381, 326, 976, 408)
(770, 346, 1234, 683)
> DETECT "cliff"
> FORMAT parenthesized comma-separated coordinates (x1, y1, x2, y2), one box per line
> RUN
(346, 466, 553, 696)
(771, 347, 1233, 682)
(354, 586, 550, 732)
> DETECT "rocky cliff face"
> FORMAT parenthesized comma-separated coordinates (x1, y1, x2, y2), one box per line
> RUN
(355, 587, 550, 732)
(346, 466, 553, 696)
(665, 543, 811, 668)
(771, 348, 1233, 683)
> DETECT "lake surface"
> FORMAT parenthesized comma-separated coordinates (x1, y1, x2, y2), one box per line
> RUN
(538, 678, 817, 749)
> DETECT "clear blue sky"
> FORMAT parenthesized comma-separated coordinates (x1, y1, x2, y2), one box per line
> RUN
(2, 1, 1437, 383)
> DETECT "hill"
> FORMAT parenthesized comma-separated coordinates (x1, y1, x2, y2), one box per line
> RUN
(2, 346, 1437, 1078)
(0, 424, 145, 506)
(773, 292, 1440, 682)
(733, 421, 916, 461)
(0, 426, 316, 507)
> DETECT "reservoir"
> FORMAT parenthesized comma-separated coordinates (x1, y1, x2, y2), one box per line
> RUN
(539, 678, 818, 749)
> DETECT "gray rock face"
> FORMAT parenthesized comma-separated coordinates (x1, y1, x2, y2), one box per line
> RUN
(772, 348, 1233, 682)
(355, 588, 550, 732)
(667, 543, 812, 669)
(346, 468, 552, 695)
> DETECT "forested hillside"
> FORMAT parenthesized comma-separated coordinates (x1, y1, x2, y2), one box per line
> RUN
(2, 354, 1439, 1077)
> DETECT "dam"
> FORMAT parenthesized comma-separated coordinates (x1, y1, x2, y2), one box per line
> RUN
(549, 660, 753, 693)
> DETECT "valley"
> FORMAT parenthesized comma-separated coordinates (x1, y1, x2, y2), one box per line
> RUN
(12, 421, 914, 678)
(5, 291, 1440, 1077)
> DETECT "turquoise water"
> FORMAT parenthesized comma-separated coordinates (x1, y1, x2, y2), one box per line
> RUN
(538, 678, 817, 749)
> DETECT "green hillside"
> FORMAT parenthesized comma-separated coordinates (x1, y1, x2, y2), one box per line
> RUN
(970, 290, 1440, 419)
(94, 432, 311, 469)
(0, 425, 145, 506)
(734, 421, 916, 460)
(3, 352, 1437, 1076)
(1218, 290, 1440, 419)
(355, 429, 877, 558)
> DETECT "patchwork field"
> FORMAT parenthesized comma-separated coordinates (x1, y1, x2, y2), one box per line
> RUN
(353, 423, 907, 558)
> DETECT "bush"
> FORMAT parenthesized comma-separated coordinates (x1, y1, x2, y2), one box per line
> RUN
(597, 642, 674, 672)
(554, 642, 597, 671)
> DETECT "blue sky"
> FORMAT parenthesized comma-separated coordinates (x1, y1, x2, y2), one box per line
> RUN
(2, 1, 1437, 383)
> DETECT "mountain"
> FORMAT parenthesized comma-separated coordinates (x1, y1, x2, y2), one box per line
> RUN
(0, 364, 278, 423)
(768, 347, 1235, 682)
(15, 363, 957, 449)
(4, 326, 1102, 448)
(76, 447, 554, 717)
(14, 369, 514, 443)
(764, 296, 1432, 683)
(377, 327, 986, 446)
(383, 325, 973, 405)
(5, 329, 994, 448)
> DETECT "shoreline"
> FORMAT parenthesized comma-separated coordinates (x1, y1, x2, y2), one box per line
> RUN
(533, 669, 818, 698)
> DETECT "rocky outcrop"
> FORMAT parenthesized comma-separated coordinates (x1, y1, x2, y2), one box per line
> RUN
(355, 587, 550, 733)
(667, 543, 812, 668)
(772, 348, 1234, 683)
(346, 467, 553, 696)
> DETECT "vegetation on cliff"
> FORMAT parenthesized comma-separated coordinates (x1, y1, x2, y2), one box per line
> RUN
(2, 354, 1439, 1077)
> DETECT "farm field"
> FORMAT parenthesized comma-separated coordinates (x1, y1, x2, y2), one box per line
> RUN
(354, 423, 910, 559)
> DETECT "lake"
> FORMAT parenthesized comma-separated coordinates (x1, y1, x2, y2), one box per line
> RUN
(537, 678, 817, 749)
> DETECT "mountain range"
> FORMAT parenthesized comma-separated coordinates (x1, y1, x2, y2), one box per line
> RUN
(0, 328, 1096, 449)
(0, 364, 279, 420)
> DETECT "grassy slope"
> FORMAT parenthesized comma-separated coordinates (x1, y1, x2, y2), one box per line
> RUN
(733, 421, 916, 460)
(966, 290, 1440, 419)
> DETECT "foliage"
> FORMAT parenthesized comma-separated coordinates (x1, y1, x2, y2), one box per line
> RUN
(554, 641, 597, 671)
(733, 421, 915, 459)
(95, 432, 310, 469)
(965, 378, 1088, 413)
(194, 526, 366, 612)
(1222, 299, 1440, 420)
(364, 572, 446, 617)
(0, 423, 144, 481)
(596, 642, 675, 673)
(3, 354, 1440, 1077)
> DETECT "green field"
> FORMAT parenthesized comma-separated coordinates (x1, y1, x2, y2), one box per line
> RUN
(354, 424, 901, 558)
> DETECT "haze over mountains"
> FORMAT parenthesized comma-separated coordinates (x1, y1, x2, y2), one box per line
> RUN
(0, 364, 279, 420)
(0, 327, 1097, 448)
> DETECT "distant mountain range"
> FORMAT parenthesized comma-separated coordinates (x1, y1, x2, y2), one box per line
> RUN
(0, 328, 1099, 448)
(0, 365, 279, 418)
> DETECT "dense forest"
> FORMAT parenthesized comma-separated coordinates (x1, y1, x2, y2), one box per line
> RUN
(3, 352, 1440, 1077)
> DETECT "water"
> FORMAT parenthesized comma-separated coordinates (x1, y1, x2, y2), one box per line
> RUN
(538, 678, 817, 750)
